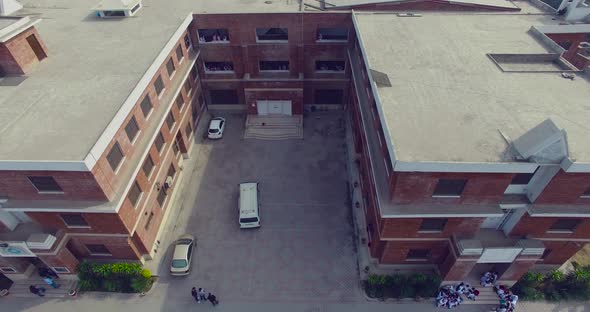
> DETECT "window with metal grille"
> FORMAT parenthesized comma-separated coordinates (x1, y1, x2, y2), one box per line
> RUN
(316, 60, 345, 72)
(106, 142, 125, 172)
(198, 29, 230, 43)
(432, 179, 467, 197)
(204, 62, 233, 72)
(154, 75, 165, 96)
(28, 176, 62, 192)
(60, 213, 88, 227)
(125, 117, 140, 143)
(256, 28, 288, 41)
(419, 218, 447, 232)
(140, 95, 153, 118)
(128, 181, 142, 207)
(316, 28, 348, 41)
(259, 61, 289, 71)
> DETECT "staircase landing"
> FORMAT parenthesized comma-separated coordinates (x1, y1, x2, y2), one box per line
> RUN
(244, 115, 303, 140)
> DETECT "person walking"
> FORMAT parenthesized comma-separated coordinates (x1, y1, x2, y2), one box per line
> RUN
(207, 293, 219, 306)
(198, 287, 207, 302)
(42, 276, 59, 289)
(191, 287, 200, 303)
(29, 285, 46, 297)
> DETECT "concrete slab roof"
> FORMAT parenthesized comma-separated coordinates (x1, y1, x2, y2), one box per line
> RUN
(325, 0, 519, 9)
(354, 12, 590, 164)
(0, 17, 18, 29)
(0, 0, 298, 164)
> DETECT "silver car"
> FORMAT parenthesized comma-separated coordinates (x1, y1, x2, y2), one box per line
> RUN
(170, 234, 195, 276)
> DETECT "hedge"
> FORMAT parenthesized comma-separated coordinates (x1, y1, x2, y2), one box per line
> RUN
(511, 265, 590, 301)
(364, 273, 441, 300)
(77, 261, 153, 293)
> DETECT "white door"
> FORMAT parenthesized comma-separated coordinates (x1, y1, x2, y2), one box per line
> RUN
(259, 100, 292, 116)
(257, 101, 269, 115)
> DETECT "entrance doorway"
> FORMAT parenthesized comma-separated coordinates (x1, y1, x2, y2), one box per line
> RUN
(257, 100, 292, 116)
(26, 35, 47, 61)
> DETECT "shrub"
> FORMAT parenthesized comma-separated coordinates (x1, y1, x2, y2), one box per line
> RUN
(131, 276, 152, 293)
(141, 269, 152, 279)
(77, 261, 150, 293)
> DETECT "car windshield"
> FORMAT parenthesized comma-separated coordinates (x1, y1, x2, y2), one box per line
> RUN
(240, 217, 259, 223)
(209, 128, 219, 133)
(171, 259, 188, 268)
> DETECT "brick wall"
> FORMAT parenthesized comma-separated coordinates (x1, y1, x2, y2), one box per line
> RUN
(0, 256, 31, 273)
(534, 171, 590, 205)
(379, 240, 449, 264)
(545, 33, 590, 70)
(38, 246, 79, 274)
(245, 89, 304, 115)
(0, 26, 47, 75)
(380, 217, 484, 239)
(0, 170, 107, 201)
(27, 212, 128, 234)
(391, 172, 513, 204)
(541, 240, 585, 265)
(509, 212, 590, 239)
(66, 235, 141, 261)
(343, 0, 520, 11)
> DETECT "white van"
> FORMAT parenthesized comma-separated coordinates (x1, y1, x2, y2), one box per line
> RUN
(238, 182, 260, 229)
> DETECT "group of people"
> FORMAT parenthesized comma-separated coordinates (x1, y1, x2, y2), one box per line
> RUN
(480, 271, 499, 287)
(29, 267, 61, 297)
(494, 284, 519, 312)
(435, 282, 480, 309)
(191, 287, 219, 306)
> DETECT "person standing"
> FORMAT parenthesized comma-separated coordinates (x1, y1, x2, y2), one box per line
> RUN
(43, 276, 59, 289)
(207, 293, 218, 306)
(198, 288, 207, 302)
(191, 287, 200, 303)
(29, 285, 46, 297)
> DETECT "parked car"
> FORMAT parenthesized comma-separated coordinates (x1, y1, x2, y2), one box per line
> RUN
(170, 234, 195, 276)
(207, 117, 226, 139)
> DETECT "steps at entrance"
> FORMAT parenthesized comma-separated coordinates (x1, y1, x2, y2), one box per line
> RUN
(244, 115, 303, 140)
(462, 286, 501, 305)
(7, 277, 78, 298)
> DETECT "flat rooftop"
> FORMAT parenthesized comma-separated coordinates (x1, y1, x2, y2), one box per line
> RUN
(326, 0, 520, 9)
(355, 12, 590, 164)
(0, 0, 298, 162)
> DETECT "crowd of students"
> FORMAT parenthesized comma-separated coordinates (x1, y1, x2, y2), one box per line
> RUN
(435, 282, 480, 309)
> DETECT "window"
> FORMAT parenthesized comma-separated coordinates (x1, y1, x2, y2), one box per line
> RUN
(432, 179, 467, 197)
(125, 117, 140, 143)
(173, 139, 180, 156)
(130, 3, 141, 13)
(157, 187, 167, 207)
(106, 142, 125, 172)
(204, 61, 234, 72)
(175, 94, 185, 111)
(166, 112, 176, 130)
(154, 75, 165, 97)
(198, 29, 230, 43)
(155, 132, 165, 154)
(210, 89, 238, 104)
(190, 65, 198, 81)
(60, 213, 89, 228)
(128, 181, 142, 207)
(142, 155, 155, 178)
(51, 267, 70, 274)
(542, 249, 552, 260)
(102, 10, 125, 17)
(582, 187, 590, 198)
(315, 89, 343, 104)
(85, 244, 111, 256)
(192, 100, 200, 120)
(419, 218, 447, 232)
(406, 249, 430, 261)
(316, 60, 345, 72)
(28, 176, 62, 193)
(259, 61, 289, 71)
(185, 122, 193, 138)
(317, 28, 348, 41)
(184, 33, 192, 50)
(548, 219, 581, 232)
(184, 80, 192, 95)
(256, 28, 288, 41)
(168, 164, 177, 180)
(0, 267, 16, 273)
(175, 45, 184, 63)
(140, 95, 153, 118)
(166, 58, 176, 77)
(511, 173, 534, 185)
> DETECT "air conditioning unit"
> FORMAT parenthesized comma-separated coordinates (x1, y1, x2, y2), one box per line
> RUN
(164, 176, 173, 189)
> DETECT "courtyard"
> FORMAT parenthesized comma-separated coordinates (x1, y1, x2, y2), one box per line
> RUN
(154, 112, 361, 304)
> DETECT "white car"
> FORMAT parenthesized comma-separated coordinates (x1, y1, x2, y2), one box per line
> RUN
(170, 234, 195, 276)
(207, 117, 226, 139)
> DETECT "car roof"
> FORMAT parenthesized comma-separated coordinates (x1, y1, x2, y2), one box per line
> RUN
(209, 119, 222, 128)
(239, 182, 258, 217)
(173, 242, 191, 260)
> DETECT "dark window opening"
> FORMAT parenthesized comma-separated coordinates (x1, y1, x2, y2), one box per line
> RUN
(198, 29, 230, 43)
(184, 80, 192, 94)
(185, 122, 193, 138)
(166, 112, 176, 130)
(155, 132, 165, 153)
(145, 212, 154, 230)
(559, 41, 573, 50)
(433, 179, 467, 197)
(204, 62, 233, 72)
(542, 249, 552, 259)
(157, 187, 167, 207)
(406, 249, 430, 260)
(316, 60, 345, 72)
(210, 90, 239, 104)
(86, 244, 111, 255)
(102, 10, 125, 17)
(168, 164, 176, 180)
(176, 45, 184, 62)
(175, 94, 184, 110)
(140, 95, 153, 118)
(60, 213, 88, 227)
(184, 34, 192, 50)
(125, 117, 140, 143)
(314, 89, 343, 104)
(26, 35, 47, 60)
(166, 58, 176, 77)
(190, 65, 198, 81)
(154, 76, 165, 96)
(173, 139, 180, 156)
(142, 155, 154, 178)
(130, 3, 140, 13)
(419, 218, 447, 232)
(548, 219, 581, 232)
(511, 173, 535, 185)
(583, 187, 590, 197)
(106, 143, 125, 172)
(259, 61, 289, 71)
(317, 28, 348, 41)
(28, 176, 62, 192)
(128, 181, 142, 207)
(256, 28, 288, 41)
